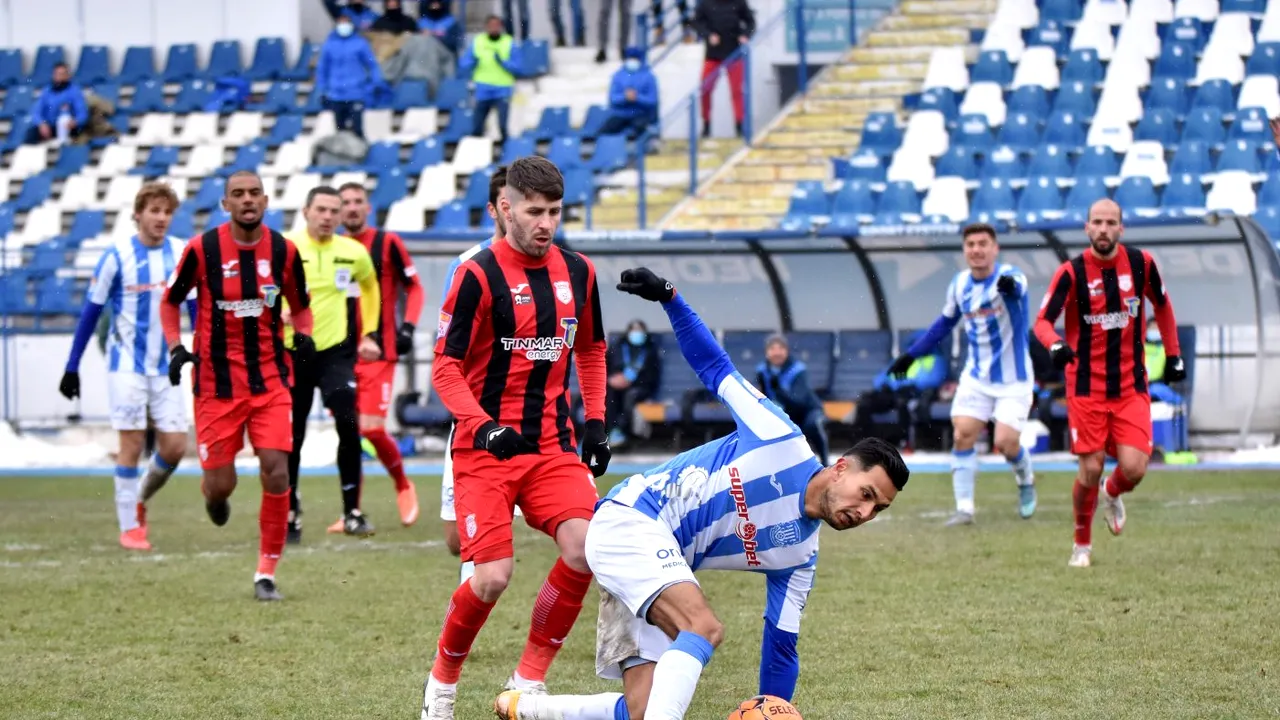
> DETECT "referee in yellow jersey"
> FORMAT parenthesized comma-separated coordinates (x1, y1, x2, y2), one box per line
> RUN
(284, 186, 382, 542)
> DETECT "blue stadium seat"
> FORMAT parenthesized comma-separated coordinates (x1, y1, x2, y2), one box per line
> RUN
(1231, 107, 1272, 144)
(562, 168, 594, 206)
(132, 146, 180, 176)
(170, 207, 195, 238)
(1, 118, 32, 152)
(997, 112, 1043, 151)
(516, 40, 550, 77)
(980, 145, 1027, 183)
(68, 210, 105, 242)
(1018, 176, 1064, 220)
(857, 112, 902, 155)
(94, 115, 127, 148)
(0, 84, 32, 120)
(251, 82, 299, 114)
(263, 113, 303, 146)
(1169, 140, 1212, 176)
(0, 273, 31, 315)
(1161, 173, 1207, 215)
(1062, 49, 1103, 86)
(435, 77, 470, 111)
(37, 276, 80, 315)
(280, 41, 319, 82)
(587, 134, 630, 173)
(575, 105, 610, 140)
(247, 38, 287, 81)
(90, 82, 120, 107)
(952, 114, 994, 153)
(74, 46, 111, 86)
(530, 107, 572, 142)
(1259, 174, 1280, 208)
(1114, 176, 1159, 214)
(1223, 0, 1265, 12)
(832, 149, 886, 183)
(785, 332, 836, 394)
(935, 146, 980, 181)
(462, 167, 497, 209)
(830, 179, 877, 223)
(1183, 107, 1226, 146)
(720, 330, 773, 379)
(1065, 175, 1108, 214)
(1027, 143, 1073, 180)
(162, 44, 198, 83)
(781, 181, 830, 229)
(479, 204, 496, 230)
(29, 239, 69, 272)
(206, 40, 243, 79)
(440, 107, 475, 143)
(868, 210, 910, 227)
(301, 85, 325, 114)
(1216, 139, 1261, 173)
(1163, 17, 1206, 52)
(1153, 42, 1197, 81)
(546, 135, 585, 170)
(207, 207, 231, 227)
(405, 136, 446, 174)
(363, 141, 402, 173)
(916, 88, 958, 123)
(31, 45, 64, 85)
(218, 143, 265, 176)
(877, 181, 921, 216)
(1255, 205, 1280, 239)
(830, 331, 892, 400)
(1040, 0, 1082, 24)
(262, 209, 285, 231)
(1007, 86, 1050, 119)
(170, 79, 213, 113)
(433, 201, 470, 230)
(1053, 81, 1096, 116)
(970, 177, 1017, 221)
(189, 177, 226, 212)
(1028, 20, 1071, 57)
(1145, 77, 1191, 120)
(0, 49, 23, 87)
(50, 144, 91, 179)
(1043, 111, 1086, 146)
(1192, 79, 1237, 117)
(117, 46, 156, 85)
(13, 172, 54, 212)
(1076, 144, 1119, 178)
(1247, 42, 1280, 77)
(369, 167, 408, 208)
(1134, 108, 1178, 145)
(392, 79, 430, 110)
(500, 135, 536, 165)
(0, 205, 14, 239)
(971, 50, 1013, 86)
(127, 80, 168, 114)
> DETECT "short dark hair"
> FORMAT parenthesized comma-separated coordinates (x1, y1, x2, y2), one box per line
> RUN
(485, 13, 502, 23)
(962, 222, 997, 242)
(842, 437, 910, 491)
(53, 62, 69, 72)
(305, 185, 341, 207)
(224, 170, 262, 195)
(489, 165, 508, 208)
(506, 156, 564, 202)
(337, 181, 367, 196)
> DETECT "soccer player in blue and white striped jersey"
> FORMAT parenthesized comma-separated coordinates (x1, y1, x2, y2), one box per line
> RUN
(59, 183, 197, 551)
(888, 222, 1037, 526)
(493, 268, 909, 720)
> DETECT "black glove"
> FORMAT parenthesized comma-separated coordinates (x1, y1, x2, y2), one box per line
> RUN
(616, 268, 676, 303)
(475, 421, 538, 460)
(1049, 341, 1076, 369)
(293, 333, 317, 369)
(168, 345, 196, 386)
(396, 322, 415, 356)
(887, 353, 914, 380)
(996, 274, 1017, 296)
(58, 371, 80, 400)
(580, 419, 612, 478)
(1164, 355, 1187, 383)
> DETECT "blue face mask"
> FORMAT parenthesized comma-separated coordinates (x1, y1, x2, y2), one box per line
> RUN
(627, 330, 646, 345)
(624, 59, 642, 72)
(336, 23, 354, 37)
(1147, 332, 1160, 344)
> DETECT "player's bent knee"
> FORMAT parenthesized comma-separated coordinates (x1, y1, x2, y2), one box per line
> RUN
(689, 613, 725, 649)
(470, 560, 513, 602)
(156, 432, 187, 462)
(554, 518, 590, 572)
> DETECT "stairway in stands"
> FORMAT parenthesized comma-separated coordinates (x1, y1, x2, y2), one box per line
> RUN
(664, 0, 997, 231)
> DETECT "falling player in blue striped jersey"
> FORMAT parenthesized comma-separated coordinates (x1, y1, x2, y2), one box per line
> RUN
(887, 222, 1036, 526)
(58, 182, 197, 551)
(494, 268, 909, 720)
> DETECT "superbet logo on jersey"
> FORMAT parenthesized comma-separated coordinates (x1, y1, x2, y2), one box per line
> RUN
(501, 318, 580, 361)
(728, 467, 762, 567)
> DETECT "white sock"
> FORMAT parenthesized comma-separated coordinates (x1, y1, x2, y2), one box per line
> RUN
(1010, 447, 1033, 486)
(512, 692, 625, 720)
(459, 560, 475, 586)
(951, 449, 977, 515)
(114, 465, 140, 532)
(141, 453, 178, 501)
(645, 631, 714, 720)
(254, 572, 274, 583)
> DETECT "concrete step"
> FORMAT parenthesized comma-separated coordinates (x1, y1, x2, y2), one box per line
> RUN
(828, 62, 929, 82)
(666, 213, 780, 231)
(645, 151, 730, 173)
(865, 28, 972, 46)
(725, 161, 830, 182)
(702, 180, 798, 198)
(680, 196, 791, 216)
(579, 201, 678, 226)
(901, 0, 996, 14)
(760, 130, 862, 148)
(846, 46, 944, 63)
(740, 146, 851, 166)
(880, 13, 993, 30)
(808, 79, 920, 98)
(797, 96, 901, 116)
(597, 186, 687, 206)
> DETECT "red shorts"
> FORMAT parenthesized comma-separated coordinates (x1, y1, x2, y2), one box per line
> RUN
(450, 448, 599, 564)
(1067, 393, 1152, 457)
(193, 387, 293, 470)
(355, 359, 396, 417)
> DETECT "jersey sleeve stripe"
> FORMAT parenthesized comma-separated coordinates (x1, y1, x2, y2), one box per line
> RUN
(718, 373, 801, 442)
(441, 268, 484, 360)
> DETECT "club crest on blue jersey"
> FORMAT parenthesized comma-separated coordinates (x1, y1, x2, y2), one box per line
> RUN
(770, 520, 802, 548)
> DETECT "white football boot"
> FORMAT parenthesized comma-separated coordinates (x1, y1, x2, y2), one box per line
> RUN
(1101, 483, 1126, 536)
(1068, 544, 1092, 568)
(422, 676, 457, 720)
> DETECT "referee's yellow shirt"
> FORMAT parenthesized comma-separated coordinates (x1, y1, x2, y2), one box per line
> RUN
(283, 230, 380, 352)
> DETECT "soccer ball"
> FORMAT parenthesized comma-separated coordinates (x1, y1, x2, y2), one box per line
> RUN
(727, 695, 802, 720)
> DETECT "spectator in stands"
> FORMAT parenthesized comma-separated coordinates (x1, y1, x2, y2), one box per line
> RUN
(372, 0, 420, 34)
(1144, 319, 1184, 406)
(324, 0, 379, 31)
(551, 0, 586, 48)
(420, 0, 464, 57)
(595, 0, 633, 64)
(755, 334, 829, 466)
(602, 47, 659, 139)
(502, 0, 532, 41)
(606, 319, 661, 446)
(652, 0, 692, 45)
(693, 0, 755, 138)
(852, 335, 947, 447)
(461, 15, 521, 143)
(317, 13, 385, 138)
(25, 62, 88, 145)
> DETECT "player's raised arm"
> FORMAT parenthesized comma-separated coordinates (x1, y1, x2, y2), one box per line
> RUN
(758, 564, 814, 702)
(1035, 262, 1077, 368)
(1141, 251, 1185, 381)
(891, 277, 962, 377)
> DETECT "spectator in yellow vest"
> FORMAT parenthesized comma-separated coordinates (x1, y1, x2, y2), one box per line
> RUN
(459, 15, 522, 143)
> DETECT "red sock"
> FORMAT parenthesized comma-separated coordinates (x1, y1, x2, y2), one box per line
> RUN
(257, 490, 289, 577)
(431, 580, 496, 684)
(1073, 479, 1099, 547)
(516, 559, 593, 682)
(1105, 467, 1138, 497)
(364, 428, 410, 492)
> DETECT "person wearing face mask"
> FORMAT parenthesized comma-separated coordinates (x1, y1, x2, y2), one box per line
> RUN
(459, 15, 522, 143)
(316, 13, 384, 138)
(323, 0, 379, 31)
(601, 47, 660, 139)
(605, 320, 661, 446)
(419, 0, 463, 57)
(371, 0, 420, 34)
(25, 62, 88, 145)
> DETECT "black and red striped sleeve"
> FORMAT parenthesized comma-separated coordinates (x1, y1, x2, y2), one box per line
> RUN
(162, 238, 203, 346)
(573, 257, 607, 423)
(1035, 260, 1074, 350)
(432, 265, 494, 435)
(388, 232, 425, 327)
(283, 241, 313, 335)
(1143, 250, 1180, 356)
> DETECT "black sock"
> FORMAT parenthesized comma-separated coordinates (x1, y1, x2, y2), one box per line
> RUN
(330, 390, 363, 515)
(288, 375, 312, 517)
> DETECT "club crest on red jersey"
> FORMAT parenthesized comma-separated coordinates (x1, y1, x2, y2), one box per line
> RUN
(554, 280, 573, 305)
(1118, 274, 1133, 292)
(258, 259, 271, 278)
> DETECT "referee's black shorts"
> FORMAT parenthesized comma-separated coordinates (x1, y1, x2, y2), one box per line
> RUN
(291, 342, 357, 409)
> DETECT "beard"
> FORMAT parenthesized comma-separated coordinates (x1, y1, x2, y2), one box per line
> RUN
(507, 216, 550, 257)
(1090, 236, 1116, 255)
(233, 215, 262, 233)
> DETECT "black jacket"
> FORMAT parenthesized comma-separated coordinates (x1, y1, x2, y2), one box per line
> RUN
(607, 338, 661, 400)
(693, 0, 756, 61)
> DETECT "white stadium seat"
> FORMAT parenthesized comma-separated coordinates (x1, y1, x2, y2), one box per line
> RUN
(393, 108, 438, 143)
(922, 47, 970, 93)
(384, 198, 425, 232)
(1012, 46, 1060, 90)
(175, 112, 219, 146)
(1129, 0, 1173, 22)
(960, 82, 1007, 127)
(362, 108, 395, 143)
(1204, 13, 1255, 58)
(125, 113, 177, 146)
(308, 111, 337, 140)
(1259, 13, 1280, 43)
(1070, 20, 1117, 60)
(1105, 47, 1153, 90)
(1082, 0, 1129, 26)
(452, 136, 495, 175)
(1120, 141, 1170, 185)
(1087, 118, 1134, 153)
(886, 148, 936, 191)
(17, 204, 61, 245)
(415, 165, 458, 211)
(262, 139, 313, 175)
(101, 175, 144, 210)
(110, 209, 137, 238)
(901, 110, 949, 158)
(1193, 48, 1245, 86)
(330, 171, 367, 191)
(172, 145, 225, 178)
(0, 172, 9, 203)
(278, 172, 321, 211)
(95, 144, 138, 175)
(8, 144, 48, 180)
(162, 176, 189, 201)
(221, 112, 265, 146)
(1096, 83, 1145, 124)
(921, 176, 969, 222)
(58, 174, 99, 211)
(1206, 171, 1257, 214)
(981, 22, 1027, 62)
(1174, 0, 1218, 21)
(994, 0, 1039, 29)
(1238, 75, 1280, 118)
(1115, 15, 1161, 59)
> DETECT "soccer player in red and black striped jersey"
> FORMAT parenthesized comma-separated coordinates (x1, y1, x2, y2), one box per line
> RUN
(337, 181, 426, 527)
(162, 171, 314, 601)
(420, 156, 611, 717)
(1034, 198, 1186, 569)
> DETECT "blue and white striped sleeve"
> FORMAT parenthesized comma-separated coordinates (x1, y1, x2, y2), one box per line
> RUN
(1001, 263, 1029, 297)
(907, 275, 962, 356)
(758, 563, 815, 701)
(440, 255, 464, 307)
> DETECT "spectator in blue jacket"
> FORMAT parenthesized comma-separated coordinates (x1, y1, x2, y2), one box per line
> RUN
(419, 0, 464, 57)
(756, 334, 829, 465)
(323, 0, 379, 31)
(852, 332, 947, 447)
(316, 15, 384, 138)
(459, 15, 523, 143)
(606, 319, 661, 446)
(601, 46, 659, 139)
(25, 63, 88, 145)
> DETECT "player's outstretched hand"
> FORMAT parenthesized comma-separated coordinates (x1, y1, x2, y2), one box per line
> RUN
(476, 421, 538, 460)
(293, 333, 318, 368)
(1049, 341, 1076, 369)
(396, 322, 415, 356)
(1164, 355, 1187, 382)
(580, 419, 612, 477)
(887, 353, 914, 380)
(996, 273, 1018, 296)
(58, 372, 80, 400)
(168, 345, 196, 386)
(617, 268, 675, 303)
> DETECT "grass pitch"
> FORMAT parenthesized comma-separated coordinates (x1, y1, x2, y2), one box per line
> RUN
(1, 469, 1278, 719)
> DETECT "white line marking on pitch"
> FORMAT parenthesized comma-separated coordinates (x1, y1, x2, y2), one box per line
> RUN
(0, 539, 446, 570)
